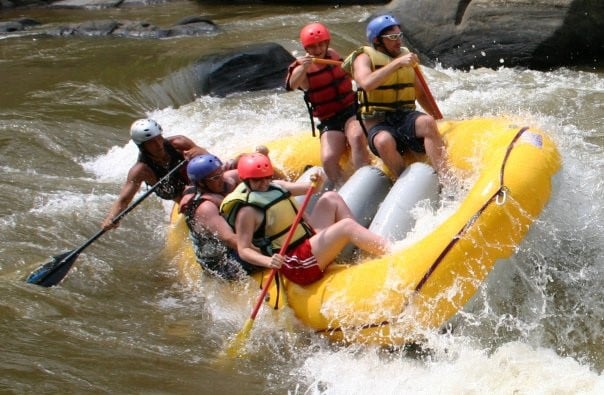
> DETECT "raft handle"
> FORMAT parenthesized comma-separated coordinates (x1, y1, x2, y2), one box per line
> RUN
(495, 187, 509, 205)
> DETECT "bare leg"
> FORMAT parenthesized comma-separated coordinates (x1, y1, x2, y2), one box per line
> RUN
(307, 191, 354, 232)
(415, 115, 449, 177)
(320, 131, 347, 187)
(372, 130, 406, 177)
(344, 118, 370, 170)
(309, 218, 390, 269)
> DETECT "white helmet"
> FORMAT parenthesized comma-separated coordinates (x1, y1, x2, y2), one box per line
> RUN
(130, 119, 162, 144)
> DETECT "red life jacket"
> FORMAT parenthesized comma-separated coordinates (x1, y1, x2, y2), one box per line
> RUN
(286, 49, 356, 123)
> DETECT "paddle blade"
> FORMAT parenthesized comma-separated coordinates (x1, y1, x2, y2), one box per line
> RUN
(26, 250, 79, 287)
(225, 318, 254, 358)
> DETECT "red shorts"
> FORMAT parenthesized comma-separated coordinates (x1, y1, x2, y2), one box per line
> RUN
(280, 238, 323, 285)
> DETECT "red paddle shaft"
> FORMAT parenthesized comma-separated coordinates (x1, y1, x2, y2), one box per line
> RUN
(247, 181, 317, 320)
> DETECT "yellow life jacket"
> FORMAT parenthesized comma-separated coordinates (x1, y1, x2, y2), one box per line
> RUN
(220, 182, 312, 255)
(344, 46, 416, 116)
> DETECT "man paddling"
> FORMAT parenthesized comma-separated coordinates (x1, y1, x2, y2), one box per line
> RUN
(345, 15, 450, 179)
(101, 118, 207, 230)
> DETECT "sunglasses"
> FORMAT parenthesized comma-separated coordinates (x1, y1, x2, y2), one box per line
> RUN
(204, 170, 224, 182)
(381, 32, 403, 41)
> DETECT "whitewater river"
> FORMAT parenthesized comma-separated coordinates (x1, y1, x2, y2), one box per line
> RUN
(1, 2, 602, 393)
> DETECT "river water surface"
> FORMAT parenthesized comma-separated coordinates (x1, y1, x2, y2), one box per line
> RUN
(1, 2, 603, 394)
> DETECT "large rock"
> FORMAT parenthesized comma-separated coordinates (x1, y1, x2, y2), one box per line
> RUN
(0, 16, 218, 38)
(142, 43, 295, 108)
(0, 18, 39, 33)
(386, 0, 603, 70)
(187, 42, 295, 97)
(2, 0, 389, 10)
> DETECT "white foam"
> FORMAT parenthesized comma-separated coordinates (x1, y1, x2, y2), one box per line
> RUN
(71, 67, 603, 388)
(296, 341, 603, 394)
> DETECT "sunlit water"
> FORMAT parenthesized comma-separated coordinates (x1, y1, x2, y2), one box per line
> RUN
(1, 2, 602, 393)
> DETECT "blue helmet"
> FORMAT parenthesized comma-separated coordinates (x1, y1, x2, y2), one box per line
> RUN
(187, 154, 223, 184)
(366, 14, 400, 45)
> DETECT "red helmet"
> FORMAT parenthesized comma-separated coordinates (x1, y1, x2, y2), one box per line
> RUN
(300, 22, 331, 48)
(238, 153, 274, 180)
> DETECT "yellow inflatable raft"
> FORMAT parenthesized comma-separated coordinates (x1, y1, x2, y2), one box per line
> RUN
(167, 117, 561, 346)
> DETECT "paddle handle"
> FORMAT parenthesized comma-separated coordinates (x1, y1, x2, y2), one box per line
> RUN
(413, 65, 443, 120)
(248, 181, 317, 320)
(311, 58, 343, 66)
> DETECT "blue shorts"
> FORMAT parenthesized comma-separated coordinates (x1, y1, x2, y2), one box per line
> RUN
(367, 110, 426, 157)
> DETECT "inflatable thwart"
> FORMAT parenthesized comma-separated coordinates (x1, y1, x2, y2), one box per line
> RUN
(168, 117, 561, 346)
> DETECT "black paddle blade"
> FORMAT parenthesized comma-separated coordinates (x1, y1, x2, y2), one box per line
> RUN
(26, 250, 80, 287)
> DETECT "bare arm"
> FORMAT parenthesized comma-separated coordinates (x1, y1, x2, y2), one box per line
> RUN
(235, 206, 276, 269)
(223, 169, 241, 185)
(353, 52, 418, 92)
(272, 171, 323, 196)
(101, 164, 149, 229)
(167, 135, 208, 160)
(286, 55, 312, 91)
(198, 192, 224, 208)
(271, 179, 310, 196)
(191, 201, 239, 250)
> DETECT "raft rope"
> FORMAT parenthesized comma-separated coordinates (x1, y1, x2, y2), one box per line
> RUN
(413, 126, 528, 292)
(258, 270, 284, 309)
(316, 126, 530, 338)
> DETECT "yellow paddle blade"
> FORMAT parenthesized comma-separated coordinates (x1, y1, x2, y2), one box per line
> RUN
(225, 318, 254, 358)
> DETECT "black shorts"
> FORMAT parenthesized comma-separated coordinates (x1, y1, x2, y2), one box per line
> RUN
(317, 105, 356, 136)
(367, 110, 426, 157)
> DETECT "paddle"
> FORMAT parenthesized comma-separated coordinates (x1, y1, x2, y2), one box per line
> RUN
(413, 65, 443, 120)
(225, 179, 318, 357)
(26, 160, 186, 287)
(311, 57, 343, 66)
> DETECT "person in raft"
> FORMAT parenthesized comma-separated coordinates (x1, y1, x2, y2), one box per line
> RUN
(220, 153, 390, 286)
(344, 14, 450, 179)
(285, 22, 370, 188)
(179, 152, 262, 280)
(101, 118, 208, 230)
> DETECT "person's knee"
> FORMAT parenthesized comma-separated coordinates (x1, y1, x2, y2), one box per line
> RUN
(347, 129, 367, 148)
(322, 190, 341, 200)
(321, 151, 340, 168)
(373, 132, 396, 153)
(315, 190, 344, 211)
(319, 191, 344, 208)
(416, 115, 438, 138)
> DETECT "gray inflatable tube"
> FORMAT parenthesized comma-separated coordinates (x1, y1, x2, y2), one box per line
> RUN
(369, 162, 440, 242)
(336, 165, 393, 261)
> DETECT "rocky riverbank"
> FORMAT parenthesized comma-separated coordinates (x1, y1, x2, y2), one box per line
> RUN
(1, 0, 601, 101)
